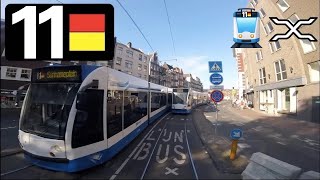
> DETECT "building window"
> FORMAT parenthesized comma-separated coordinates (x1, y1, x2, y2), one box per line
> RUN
(139, 54, 142, 61)
(126, 50, 133, 58)
(308, 61, 320, 82)
(21, 69, 31, 79)
(256, 50, 263, 61)
(299, 39, 316, 54)
(274, 59, 287, 81)
(252, 0, 258, 5)
(274, 41, 281, 51)
(6, 67, 17, 78)
(144, 65, 147, 71)
(259, 67, 266, 84)
(266, 21, 274, 33)
(288, 14, 299, 24)
(116, 57, 122, 65)
(277, 0, 290, 12)
(259, 8, 266, 18)
(117, 46, 123, 54)
(269, 41, 281, 52)
(143, 56, 147, 62)
(269, 42, 275, 53)
(260, 20, 268, 35)
(125, 61, 133, 69)
(138, 64, 142, 70)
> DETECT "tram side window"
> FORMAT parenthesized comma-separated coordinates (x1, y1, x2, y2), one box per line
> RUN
(72, 89, 104, 148)
(124, 91, 147, 129)
(151, 93, 161, 112)
(168, 93, 172, 105)
(107, 90, 123, 138)
(160, 93, 166, 107)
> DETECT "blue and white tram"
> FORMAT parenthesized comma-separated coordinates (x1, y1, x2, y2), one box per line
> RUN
(233, 8, 260, 44)
(171, 88, 208, 114)
(171, 88, 191, 114)
(17, 65, 170, 172)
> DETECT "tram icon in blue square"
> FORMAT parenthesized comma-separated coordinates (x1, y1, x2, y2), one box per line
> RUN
(231, 8, 261, 48)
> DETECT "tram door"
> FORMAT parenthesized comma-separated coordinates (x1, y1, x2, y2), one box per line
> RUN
(72, 89, 104, 148)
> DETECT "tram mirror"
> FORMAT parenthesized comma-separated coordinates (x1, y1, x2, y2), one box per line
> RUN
(15, 84, 30, 107)
(76, 91, 89, 110)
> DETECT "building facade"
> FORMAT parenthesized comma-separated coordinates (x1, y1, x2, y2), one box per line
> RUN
(162, 63, 185, 88)
(243, 0, 319, 123)
(233, 48, 246, 100)
(184, 74, 203, 92)
(107, 42, 151, 81)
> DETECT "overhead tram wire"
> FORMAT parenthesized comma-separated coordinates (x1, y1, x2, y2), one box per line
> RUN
(115, 0, 154, 52)
(163, 0, 177, 58)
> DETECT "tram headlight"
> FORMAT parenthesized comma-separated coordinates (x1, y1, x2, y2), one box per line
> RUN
(250, 34, 254, 38)
(238, 34, 242, 38)
(49, 145, 62, 157)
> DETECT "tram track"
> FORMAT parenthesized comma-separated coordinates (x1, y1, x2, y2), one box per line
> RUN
(137, 112, 200, 180)
(140, 121, 168, 179)
(109, 112, 171, 180)
(184, 117, 199, 180)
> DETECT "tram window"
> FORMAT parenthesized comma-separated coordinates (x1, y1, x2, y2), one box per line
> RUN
(124, 91, 147, 129)
(139, 92, 148, 115)
(168, 93, 172, 105)
(107, 90, 123, 138)
(151, 93, 161, 112)
(160, 93, 166, 107)
(72, 89, 104, 148)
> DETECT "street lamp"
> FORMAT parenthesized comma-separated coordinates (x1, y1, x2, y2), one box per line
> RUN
(148, 52, 156, 124)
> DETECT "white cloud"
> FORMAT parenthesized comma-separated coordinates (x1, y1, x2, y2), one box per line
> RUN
(169, 55, 212, 89)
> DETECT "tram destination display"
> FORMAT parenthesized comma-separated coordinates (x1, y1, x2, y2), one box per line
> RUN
(32, 65, 82, 82)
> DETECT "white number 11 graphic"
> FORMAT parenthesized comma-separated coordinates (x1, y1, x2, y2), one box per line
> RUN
(12, 6, 63, 59)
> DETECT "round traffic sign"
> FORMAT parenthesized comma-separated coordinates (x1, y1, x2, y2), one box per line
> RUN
(210, 73, 223, 85)
(230, 128, 243, 140)
(210, 90, 224, 102)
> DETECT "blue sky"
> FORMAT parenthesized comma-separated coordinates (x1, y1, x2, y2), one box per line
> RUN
(1, 0, 249, 89)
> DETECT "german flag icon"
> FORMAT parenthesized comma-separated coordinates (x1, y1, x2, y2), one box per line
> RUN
(69, 14, 105, 51)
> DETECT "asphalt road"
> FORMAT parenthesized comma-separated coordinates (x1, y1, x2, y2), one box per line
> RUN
(1, 108, 21, 153)
(1, 107, 238, 179)
(3, 103, 318, 179)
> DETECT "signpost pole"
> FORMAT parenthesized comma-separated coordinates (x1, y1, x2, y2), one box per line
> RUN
(229, 128, 242, 160)
(229, 140, 238, 160)
(215, 102, 218, 121)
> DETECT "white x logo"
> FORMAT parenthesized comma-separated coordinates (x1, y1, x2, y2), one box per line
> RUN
(270, 17, 317, 41)
(165, 167, 179, 175)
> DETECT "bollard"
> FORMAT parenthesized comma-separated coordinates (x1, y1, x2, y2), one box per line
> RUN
(230, 139, 238, 160)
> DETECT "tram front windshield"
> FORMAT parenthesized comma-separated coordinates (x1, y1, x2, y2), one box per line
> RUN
(236, 17, 257, 33)
(20, 83, 80, 140)
(173, 92, 187, 105)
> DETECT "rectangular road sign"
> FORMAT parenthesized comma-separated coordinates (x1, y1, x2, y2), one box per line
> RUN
(210, 85, 224, 90)
(208, 61, 223, 73)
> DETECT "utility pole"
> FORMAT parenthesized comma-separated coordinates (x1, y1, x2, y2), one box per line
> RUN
(148, 52, 156, 124)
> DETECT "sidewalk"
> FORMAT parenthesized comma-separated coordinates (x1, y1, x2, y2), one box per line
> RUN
(192, 104, 320, 175)
(225, 106, 320, 142)
(192, 107, 248, 174)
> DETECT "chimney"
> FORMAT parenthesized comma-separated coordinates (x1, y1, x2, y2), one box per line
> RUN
(127, 42, 132, 48)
